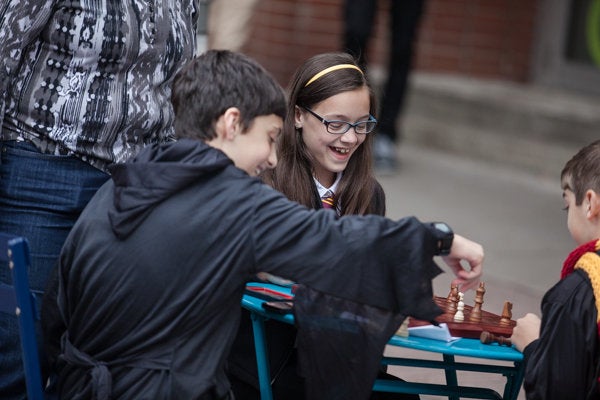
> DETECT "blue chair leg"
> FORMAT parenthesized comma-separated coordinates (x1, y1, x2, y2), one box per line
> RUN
(250, 312, 273, 400)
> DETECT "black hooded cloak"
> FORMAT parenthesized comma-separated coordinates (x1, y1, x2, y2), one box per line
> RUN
(43, 139, 443, 399)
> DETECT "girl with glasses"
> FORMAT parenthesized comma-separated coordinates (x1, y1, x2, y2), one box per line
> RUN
(266, 52, 383, 216)
(228, 52, 418, 400)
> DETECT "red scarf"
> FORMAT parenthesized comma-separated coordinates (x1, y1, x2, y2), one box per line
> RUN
(561, 238, 600, 337)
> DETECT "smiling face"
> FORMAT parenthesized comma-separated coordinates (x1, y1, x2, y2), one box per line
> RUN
(219, 112, 283, 176)
(296, 87, 370, 187)
(236, 114, 283, 176)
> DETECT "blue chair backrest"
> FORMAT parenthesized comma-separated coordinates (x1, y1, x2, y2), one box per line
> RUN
(0, 232, 44, 400)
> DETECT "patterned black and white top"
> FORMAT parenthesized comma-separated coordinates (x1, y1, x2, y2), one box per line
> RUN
(0, 0, 198, 172)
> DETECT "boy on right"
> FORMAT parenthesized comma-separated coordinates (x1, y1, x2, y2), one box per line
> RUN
(511, 139, 600, 399)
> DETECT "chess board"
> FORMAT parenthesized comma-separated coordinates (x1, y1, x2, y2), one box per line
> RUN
(245, 282, 516, 340)
(409, 295, 516, 339)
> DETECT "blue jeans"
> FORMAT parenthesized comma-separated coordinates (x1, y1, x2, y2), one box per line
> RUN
(0, 140, 109, 399)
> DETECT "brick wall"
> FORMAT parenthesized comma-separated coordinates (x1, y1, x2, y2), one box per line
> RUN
(416, 0, 538, 81)
(241, 0, 344, 86)
(240, 0, 539, 87)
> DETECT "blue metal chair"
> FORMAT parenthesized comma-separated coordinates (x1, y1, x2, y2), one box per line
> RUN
(0, 233, 45, 400)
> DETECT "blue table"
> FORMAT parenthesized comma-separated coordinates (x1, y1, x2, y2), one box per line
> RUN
(242, 283, 524, 400)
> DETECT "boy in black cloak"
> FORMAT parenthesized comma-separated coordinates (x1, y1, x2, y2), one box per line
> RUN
(511, 140, 600, 399)
(42, 50, 484, 400)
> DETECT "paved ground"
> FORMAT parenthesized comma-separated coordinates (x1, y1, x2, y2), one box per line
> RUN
(375, 142, 576, 399)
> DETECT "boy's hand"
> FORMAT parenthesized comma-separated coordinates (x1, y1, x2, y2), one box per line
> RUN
(511, 313, 541, 352)
(441, 234, 484, 292)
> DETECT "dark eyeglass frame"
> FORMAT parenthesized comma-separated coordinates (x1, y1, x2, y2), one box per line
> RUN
(302, 106, 377, 134)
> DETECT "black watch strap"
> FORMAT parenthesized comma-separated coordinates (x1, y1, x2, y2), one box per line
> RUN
(427, 222, 454, 256)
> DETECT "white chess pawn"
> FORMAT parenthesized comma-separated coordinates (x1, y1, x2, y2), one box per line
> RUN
(454, 292, 465, 321)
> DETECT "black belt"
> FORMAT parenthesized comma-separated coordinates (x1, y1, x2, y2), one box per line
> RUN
(61, 333, 170, 400)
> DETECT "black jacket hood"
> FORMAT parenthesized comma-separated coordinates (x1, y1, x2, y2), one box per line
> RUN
(107, 139, 232, 239)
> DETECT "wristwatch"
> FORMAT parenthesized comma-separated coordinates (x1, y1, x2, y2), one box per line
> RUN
(428, 222, 454, 256)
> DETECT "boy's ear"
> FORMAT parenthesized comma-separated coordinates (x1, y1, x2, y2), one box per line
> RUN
(222, 107, 242, 140)
(586, 189, 600, 219)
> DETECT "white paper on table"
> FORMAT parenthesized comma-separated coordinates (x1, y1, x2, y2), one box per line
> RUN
(408, 323, 461, 342)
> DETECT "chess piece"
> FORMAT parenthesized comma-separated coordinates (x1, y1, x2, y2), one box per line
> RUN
(446, 284, 459, 314)
(469, 281, 485, 323)
(396, 317, 410, 337)
(499, 301, 513, 325)
(480, 331, 512, 346)
(453, 292, 465, 321)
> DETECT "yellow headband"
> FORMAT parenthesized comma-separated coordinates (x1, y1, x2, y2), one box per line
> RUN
(304, 64, 363, 87)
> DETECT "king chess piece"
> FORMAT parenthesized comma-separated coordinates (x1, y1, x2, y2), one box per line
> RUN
(453, 292, 465, 321)
(469, 281, 485, 323)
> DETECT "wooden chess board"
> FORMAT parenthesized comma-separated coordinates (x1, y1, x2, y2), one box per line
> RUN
(409, 295, 516, 339)
(246, 282, 515, 340)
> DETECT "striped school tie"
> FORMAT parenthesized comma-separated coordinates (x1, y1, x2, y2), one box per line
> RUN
(321, 191, 335, 209)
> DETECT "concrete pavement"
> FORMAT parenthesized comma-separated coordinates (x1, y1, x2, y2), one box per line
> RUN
(375, 142, 576, 399)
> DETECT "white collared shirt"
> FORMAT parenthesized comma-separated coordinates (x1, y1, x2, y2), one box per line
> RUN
(314, 172, 342, 214)
(313, 172, 342, 199)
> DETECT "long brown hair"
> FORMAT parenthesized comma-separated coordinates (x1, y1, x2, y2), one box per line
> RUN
(263, 52, 382, 216)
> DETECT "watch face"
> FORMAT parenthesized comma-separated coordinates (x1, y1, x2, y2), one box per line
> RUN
(434, 222, 451, 233)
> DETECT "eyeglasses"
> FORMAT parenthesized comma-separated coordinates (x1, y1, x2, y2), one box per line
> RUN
(302, 107, 377, 134)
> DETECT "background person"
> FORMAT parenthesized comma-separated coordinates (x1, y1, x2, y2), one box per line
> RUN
(207, 0, 260, 51)
(342, 0, 426, 172)
(0, 1, 199, 397)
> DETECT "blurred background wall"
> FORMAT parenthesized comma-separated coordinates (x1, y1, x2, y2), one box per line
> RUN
(204, 0, 600, 178)
(242, 0, 538, 86)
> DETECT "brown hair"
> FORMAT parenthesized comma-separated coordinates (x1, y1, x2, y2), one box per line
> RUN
(262, 52, 382, 215)
(172, 50, 286, 141)
(561, 140, 600, 205)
